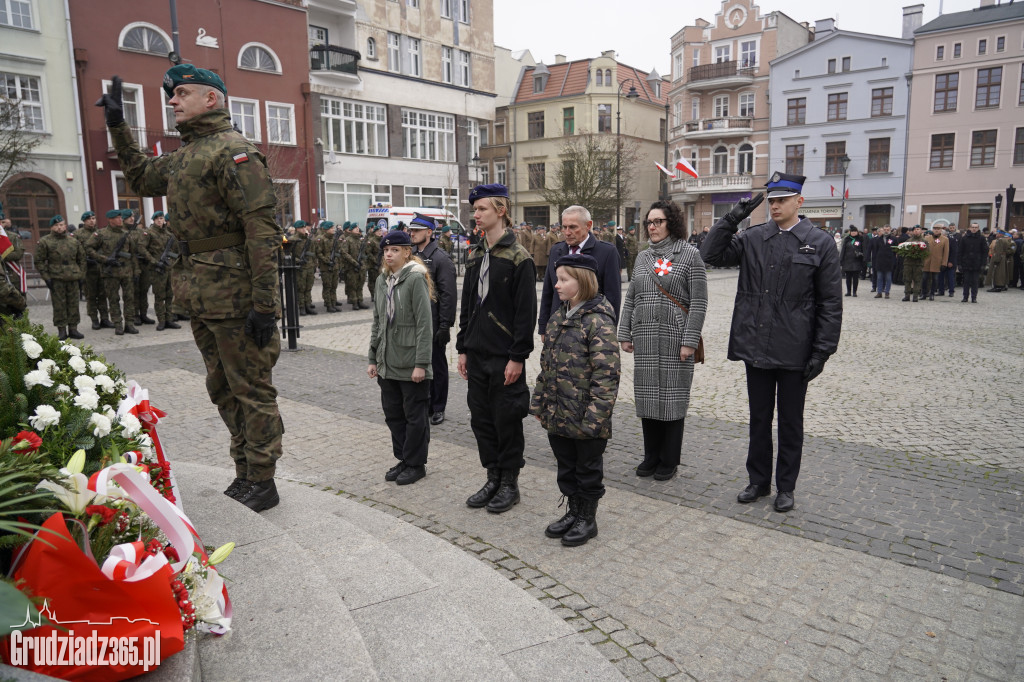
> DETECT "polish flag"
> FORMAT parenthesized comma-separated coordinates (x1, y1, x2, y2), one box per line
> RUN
(654, 162, 677, 180)
(830, 185, 836, 197)
(152, 141, 163, 157)
(0, 225, 12, 260)
(675, 158, 699, 179)
(844, 187, 850, 200)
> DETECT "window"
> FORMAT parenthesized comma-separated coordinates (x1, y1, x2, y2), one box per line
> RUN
(934, 73, 958, 112)
(715, 45, 730, 63)
(659, 117, 666, 142)
(239, 44, 280, 73)
(442, 47, 453, 84)
(1, 72, 44, 132)
(740, 40, 756, 68)
(402, 109, 455, 161)
(828, 58, 836, 74)
(712, 146, 728, 174)
(692, 48, 699, 67)
(996, 36, 1005, 52)
(467, 119, 481, 159)
(120, 24, 170, 56)
(871, 87, 893, 117)
(930, 133, 955, 169)
(1020, 67, 1024, 105)
(738, 143, 753, 174)
(596, 69, 603, 86)
(528, 163, 545, 190)
(528, 111, 544, 139)
(787, 97, 806, 125)
(785, 144, 804, 175)
(953, 42, 962, 58)
(324, 183, 390, 225)
(714, 95, 729, 118)
(458, 50, 470, 87)
(868, 138, 890, 172)
(1014, 128, 1024, 165)
(978, 39, 987, 55)
(563, 107, 574, 135)
(827, 92, 848, 121)
(842, 56, 851, 72)
(654, 81, 661, 98)
(162, 90, 176, 134)
(387, 33, 400, 73)
(266, 102, 295, 145)
(674, 52, 683, 80)
(407, 186, 457, 211)
(102, 79, 144, 146)
(407, 0, 418, 7)
(825, 141, 846, 174)
(739, 92, 754, 117)
(459, 0, 469, 23)
(366, 38, 376, 59)
(495, 160, 506, 185)
(970, 130, 996, 167)
(309, 25, 328, 44)
(605, 69, 611, 85)
(936, 45, 945, 60)
(975, 67, 1001, 109)
(441, 0, 451, 18)
(408, 38, 421, 77)
(0, 0, 32, 28)
(673, 100, 682, 126)
(229, 97, 260, 142)
(690, 97, 699, 121)
(597, 104, 611, 133)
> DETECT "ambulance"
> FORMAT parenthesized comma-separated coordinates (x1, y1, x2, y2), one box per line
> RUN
(364, 204, 466, 236)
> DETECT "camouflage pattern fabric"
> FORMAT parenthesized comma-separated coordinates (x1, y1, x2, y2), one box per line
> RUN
(439, 233, 453, 256)
(102, 275, 135, 325)
(0, 266, 26, 316)
(291, 232, 316, 308)
(86, 224, 140, 280)
(624, 234, 638, 280)
(50, 280, 82, 327)
(36, 232, 86, 327)
(342, 233, 365, 304)
(129, 226, 152, 317)
(74, 224, 108, 320)
(364, 234, 381, 301)
(315, 232, 341, 307)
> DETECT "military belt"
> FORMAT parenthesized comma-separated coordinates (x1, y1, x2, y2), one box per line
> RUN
(178, 232, 245, 258)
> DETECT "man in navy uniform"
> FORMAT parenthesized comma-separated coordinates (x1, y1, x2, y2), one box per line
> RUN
(700, 172, 842, 513)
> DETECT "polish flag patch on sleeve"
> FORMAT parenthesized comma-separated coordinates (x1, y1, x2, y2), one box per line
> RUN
(232, 152, 249, 164)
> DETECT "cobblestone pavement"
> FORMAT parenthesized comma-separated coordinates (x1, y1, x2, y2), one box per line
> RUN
(42, 272, 1024, 680)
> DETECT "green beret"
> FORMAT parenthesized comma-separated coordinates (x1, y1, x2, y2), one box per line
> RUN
(49, 215, 65, 226)
(292, 220, 307, 228)
(81, 211, 95, 220)
(121, 209, 134, 219)
(105, 209, 121, 219)
(163, 64, 227, 98)
(151, 211, 165, 220)
(441, 225, 451, 233)
(350, 224, 362, 233)
(320, 221, 334, 229)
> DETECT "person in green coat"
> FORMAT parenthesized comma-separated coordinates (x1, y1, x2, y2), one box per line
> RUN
(36, 215, 87, 339)
(367, 230, 434, 486)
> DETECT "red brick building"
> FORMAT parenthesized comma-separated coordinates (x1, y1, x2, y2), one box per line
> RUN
(70, 0, 314, 226)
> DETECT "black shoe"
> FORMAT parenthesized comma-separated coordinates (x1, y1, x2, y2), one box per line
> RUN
(561, 498, 598, 547)
(737, 484, 770, 503)
(224, 477, 253, 500)
(57, 327, 68, 340)
(844, 292, 851, 297)
(961, 297, 968, 303)
(902, 295, 910, 301)
(884, 293, 889, 299)
(139, 315, 155, 324)
(972, 299, 977, 303)
(352, 303, 360, 311)
(165, 319, 181, 330)
(100, 319, 116, 329)
(115, 325, 124, 336)
(545, 495, 579, 538)
(467, 468, 501, 508)
(486, 469, 520, 514)
(852, 293, 857, 297)
(948, 292, 953, 297)
(430, 411, 445, 426)
(124, 325, 139, 334)
(912, 295, 918, 302)
(133, 316, 143, 326)
(874, 293, 882, 298)
(68, 327, 84, 340)
(175, 313, 191, 321)
(306, 305, 317, 315)
(240, 479, 279, 512)
(653, 466, 678, 481)
(91, 318, 101, 330)
(156, 321, 166, 331)
(396, 465, 425, 486)
(774, 491, 795, 513)
(385, 461, 406, 482)
(635, 455, 657, 477)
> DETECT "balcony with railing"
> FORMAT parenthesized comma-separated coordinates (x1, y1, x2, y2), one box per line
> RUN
(685, 59, 755, 90)
(310, 44, 361, 78)
(683, 116, 754, 139)
(672, 173, 753, 193)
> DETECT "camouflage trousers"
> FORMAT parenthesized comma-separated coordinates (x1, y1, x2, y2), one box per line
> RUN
(135, 267, 151, 318)
(367, 269, 380, 300)
(191, 316, 283, 481)
(84, 266, 108, 320)
(298, 266, 315, 308)
(321, 268, 339, 307)
(903, 261, 923, 296)
(150, 268, 173, 322)
(344, 269, 365, 304)
(50, 279, 82, 327)
(102, 276, 135, 325)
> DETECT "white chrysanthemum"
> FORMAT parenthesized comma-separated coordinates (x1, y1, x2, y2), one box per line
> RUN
(73, 375, 96, 392)
(68, 356, 87, 373)
(90, 413, 112, 437)
(37, 358, 58, 374)
(61, 344, 82, 357)
(103, 404, 117, 418)
(24, 370, 54, 389)
(73, 390, 99, 411)
(56, 384, 71, 395)
(88, 360, 107, 373)
(21, 335, 43, 360)
(94, 375, 116, 393)
(119, 412, 143, 438)
(28, 404, 61, 430)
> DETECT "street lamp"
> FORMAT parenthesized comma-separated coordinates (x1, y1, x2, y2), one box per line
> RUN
(995, 193, 1003, 230)
(644, 69, 669, 202)
(840, 154, 851, 227)
(1005, 184, 1016, 231)
(616, 79, 640, 227)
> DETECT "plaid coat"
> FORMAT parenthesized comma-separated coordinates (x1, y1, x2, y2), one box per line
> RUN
(617, 238, 707, 421)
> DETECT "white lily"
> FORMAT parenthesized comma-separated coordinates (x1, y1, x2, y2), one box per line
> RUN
(36, 473, 96, 515)
(207, 542, 235, 566)
(66, 448, 86, 475)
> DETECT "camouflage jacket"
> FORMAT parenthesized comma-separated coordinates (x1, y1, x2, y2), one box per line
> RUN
(86, 224, 139, 279)
(35, 232, 86, 281)
(2, 230, 24, 263)
(291, 232, 316, 270)
(315, 231, 343, 271)
(364, 234, 381, 271)
(110, 109, 281, 319)
(624, 235, 638, 257)
(530, 295, 620, 440)
(73, 225, 100, 267)
(145, 223, 177, 270)
(342, 233, 363, 271)
(128, 227, 152, 266)
(438, 234, 453, 255)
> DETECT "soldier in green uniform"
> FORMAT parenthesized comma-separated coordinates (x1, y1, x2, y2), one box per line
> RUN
(315, 221, 342, 312)
(901, 225, 927, 302)
(439, 225, 454, 256)
(35, 215, 87, 339)
(73, 211, 113, 329)
(125, 209, 155, 325)
(624, 225, 638, 281)
(99, 66, 283, 512)
(291, 220, 317, 315)
(364, 224, 382, 301)
(145, 211, 181, 331)
(86, 209, 139, 334)
(343, 222, 367, 310)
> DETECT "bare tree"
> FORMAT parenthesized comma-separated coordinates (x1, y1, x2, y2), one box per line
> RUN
(258, 142, 310, 225)
(0, 100, 43, 188)
(540, 131, 640, 223)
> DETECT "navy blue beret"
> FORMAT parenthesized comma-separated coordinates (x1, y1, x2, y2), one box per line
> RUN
(469, 183, 509, 204)
(382, 230, 411, 247)
(554, 253, 598, 273)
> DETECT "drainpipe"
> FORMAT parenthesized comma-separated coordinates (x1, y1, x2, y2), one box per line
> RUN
(65, 0, 91, 211)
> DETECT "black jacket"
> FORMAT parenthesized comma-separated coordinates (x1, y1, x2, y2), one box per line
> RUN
(538, 234, 621, 333)
(946, 233, 960, 268)
(456, 228, 537, 362)
(415, 238, 456, 331)
(701, 216, 843, 370)
(839, 234, 865, 273)
(869, 234, 898, 271)
(958, 231, 988, 270)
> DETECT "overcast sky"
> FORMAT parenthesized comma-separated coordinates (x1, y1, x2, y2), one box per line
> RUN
(494, 0, 985, 75)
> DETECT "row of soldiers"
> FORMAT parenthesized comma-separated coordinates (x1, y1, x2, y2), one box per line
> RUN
(510, 221, 641, 280)
(285, 219, 378, 314)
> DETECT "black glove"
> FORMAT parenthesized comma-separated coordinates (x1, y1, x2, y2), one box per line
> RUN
(434, 326, 451, 347)
(244, 309, 277, 349)
(44, 279, 52, 290)
(105, 256, 119, 267)
(722, 193, 765, 229)
(94, 75, 124, 127)
(802, 354, 828, 383)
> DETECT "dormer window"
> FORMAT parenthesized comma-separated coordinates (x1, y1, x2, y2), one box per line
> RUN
(534, 75, 544, 93)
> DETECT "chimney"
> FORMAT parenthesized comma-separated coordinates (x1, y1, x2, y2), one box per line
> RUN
(814, 18, 836, 35)
(554, 54, 566, 64)
(902, 4, 924, 39)
(601, 49, 616, 60)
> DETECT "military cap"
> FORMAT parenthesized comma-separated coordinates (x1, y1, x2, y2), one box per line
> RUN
(152, 211, 165, 220)
(349, 224, 362, 233)
(105, 209, 122, 219)
(382, 230, 411, 247)
(409, 213, 436, 230)
(441, 225, 451, 233)
(81, 211, 96, 221)
(765, 171, 805, 198)
(320, 221, 334, 229)
(468, 183, 509, 204)
(292, 220, 307, 228)
(607, 220, 616, 227)
(121, 208, 135, 219)
(49, 214, 65, 226)
(554, 253, 599, 273)
(163, 64, 227, 98)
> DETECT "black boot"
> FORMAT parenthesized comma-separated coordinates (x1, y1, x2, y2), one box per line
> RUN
(635, 452, 657, 477)
(165, 319, 181, 330)
(486, 468, 520, 514)
(466, 468, 501, 508)
(68, 327, 84, 340)
(123, 324, 139, 334)
(156, 320, 166, 331)
(100, 318, 116, 329)
(240, 479, 279, 512)
(545, 495, 580, 538)
(306, 304, 318, 315)
(91, 316, 101, 331)
(139, 314, 155, 325)
(561, 498, 599, 547)
(115, 324, 125, 336)
(57, 326, 68, 340)
(224, 477, 253, 500)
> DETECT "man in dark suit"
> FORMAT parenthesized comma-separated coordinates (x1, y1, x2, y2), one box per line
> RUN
(537, 205, 621, 334)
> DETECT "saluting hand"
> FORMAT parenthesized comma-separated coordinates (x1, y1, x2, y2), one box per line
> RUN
(95, 75, 124, 127)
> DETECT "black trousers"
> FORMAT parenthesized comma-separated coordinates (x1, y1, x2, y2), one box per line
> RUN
(378, 376, 430, 467)
(844, 272, 859, 295)
(640, 417, 685, 471)
(429, 336, 449, 414)
(548, 434, 606, 500)
(466, 352, 528, 470)
(744, 364, 807, 493)
(961, 269, 981, 300)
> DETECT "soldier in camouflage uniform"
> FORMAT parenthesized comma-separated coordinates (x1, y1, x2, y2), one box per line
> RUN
(145, 211, 181, 331)
(87, 209, 139, 334)
(125, 209, 155, 325)
(315, 221, 342, 312)
(290, 220, 317, 315)
(100, 66, 283, 512)
(364, 225, 382, 301)
(73, 211, 112, 329)
(624, 225, 638, 281)
(0, 205, 27, 319)
(439, 225, 454, 256)
(36, 215, 87, 339)
(1, 214, 25, 291)
(343, 222, 367, 310)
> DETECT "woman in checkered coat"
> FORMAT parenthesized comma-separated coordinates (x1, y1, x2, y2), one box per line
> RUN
(617, 200, 707, 481)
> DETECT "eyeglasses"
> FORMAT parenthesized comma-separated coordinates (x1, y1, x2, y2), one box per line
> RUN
(643, 218, 667, 228)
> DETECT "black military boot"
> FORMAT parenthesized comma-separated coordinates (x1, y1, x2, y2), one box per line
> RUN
(240, 479, 279, 512)
(57, 327, 68, 340)
(100, 318, 116, 329)
(545, 495, 579, 538)
(91, 315, 101, 331)
(68, 327, 84, 340)
(114, 324, 124, 336)
(561, 498, 599, 547)
(165, 319, 181, 329)
(133, 315, 143, 326)
(486, 468, 521, 514)
(224, 477, 253, 500)
(139, 314, 155, 324)
(175, 313, 190, 321)
(156, 320, 166, 331)
(123, 324, 139, 334)
(306, 304, 317, 315)
(466, 468, 501, 508)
